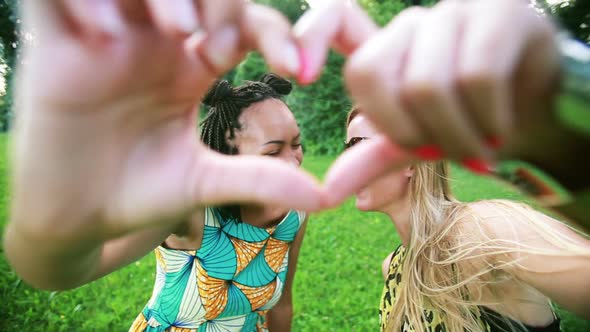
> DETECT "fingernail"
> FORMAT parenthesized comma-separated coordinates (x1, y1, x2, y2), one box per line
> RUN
(485, 136, 503, 150)
(95, 0, 125, 36)
(297, 47, 314, 86)
(413, 145, 444, 160)
(283, 42, 300, 77)
(200, 27, 239, 69)
(462, 158, 493, 175)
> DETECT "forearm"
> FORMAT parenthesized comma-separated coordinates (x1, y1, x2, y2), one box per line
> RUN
(3, 221, 104, 290)
(266, 303, 293, 332)
(4, 218, 176, 290)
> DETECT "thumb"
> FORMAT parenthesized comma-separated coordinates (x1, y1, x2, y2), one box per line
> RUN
(323, 136, 413, 208)
(293, 0, 378, 84)
(193, 152, 324, 211)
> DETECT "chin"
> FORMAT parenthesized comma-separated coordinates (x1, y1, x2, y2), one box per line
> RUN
(355, 199, 374, 212)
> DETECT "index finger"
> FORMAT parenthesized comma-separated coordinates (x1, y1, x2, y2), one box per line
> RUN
(293, 0, 378, 84)
(323, 135, 413, 208)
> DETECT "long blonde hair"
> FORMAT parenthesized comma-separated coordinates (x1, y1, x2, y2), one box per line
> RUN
(346, 108, 590, 331)
(386, 160, 590, 332)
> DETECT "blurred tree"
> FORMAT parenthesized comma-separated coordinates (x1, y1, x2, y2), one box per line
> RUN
(256, 0, 307, 23)
(0, 0, 19, 132)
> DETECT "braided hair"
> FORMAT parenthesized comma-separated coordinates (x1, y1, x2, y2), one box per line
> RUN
(200, 73, 293, 155)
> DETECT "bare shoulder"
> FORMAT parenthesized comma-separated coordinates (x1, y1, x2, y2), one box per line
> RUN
(164, 208, 206, 250)
(381, 251, 395, 281)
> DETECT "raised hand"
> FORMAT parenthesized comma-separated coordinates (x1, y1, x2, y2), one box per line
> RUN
(295, 0, 569, 207)
(7, 0, 321, 285)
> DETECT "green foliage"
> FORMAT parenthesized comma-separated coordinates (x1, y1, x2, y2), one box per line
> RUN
(233, 52, 269, 84)
(0, 0, 19, 132)
(1, 135, 590, 330)
(288, 52, 350, 155)
(255, 0, 307, 24)
(358, 0, 406, 26)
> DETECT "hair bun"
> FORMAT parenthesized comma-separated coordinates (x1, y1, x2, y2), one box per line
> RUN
(203, 80, 233, 106)
(259, 73, 292, 96)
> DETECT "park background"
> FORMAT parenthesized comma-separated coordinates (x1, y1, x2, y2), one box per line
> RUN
(0, 0, 589, 330)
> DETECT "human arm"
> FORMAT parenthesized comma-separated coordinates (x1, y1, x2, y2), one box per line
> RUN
(4, 0, 322, 291)
(266, 217, 308, 331)
(468, 200, 590, 319)
(294, 0, 590, 229)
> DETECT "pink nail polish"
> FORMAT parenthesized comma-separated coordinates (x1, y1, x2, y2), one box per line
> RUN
(485, 136, 503, 150)
(297, 47, 314, 86)
(463, 158, 493, 175)
(413, 145, 444, 160)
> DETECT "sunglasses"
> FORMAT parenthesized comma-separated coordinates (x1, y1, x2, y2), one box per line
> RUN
(344, 137, 369, 150)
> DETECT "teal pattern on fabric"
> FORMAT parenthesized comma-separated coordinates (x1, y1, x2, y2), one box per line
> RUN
(130, 207, 305, 332)
(196, 225, 237, 280)
(233, 250, 277, 286)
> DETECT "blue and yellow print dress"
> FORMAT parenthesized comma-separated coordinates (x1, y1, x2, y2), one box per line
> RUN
(130, 207, 306, 332)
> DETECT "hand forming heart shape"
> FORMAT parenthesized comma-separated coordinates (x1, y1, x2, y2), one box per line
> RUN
(7, 0, 587, 292)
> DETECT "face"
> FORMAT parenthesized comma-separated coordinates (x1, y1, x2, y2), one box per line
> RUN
(346, 114, 413, 212)
(232, 98, 303, 167)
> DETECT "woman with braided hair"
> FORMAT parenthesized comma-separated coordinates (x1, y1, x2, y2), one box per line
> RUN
(129, 73, 308, 332)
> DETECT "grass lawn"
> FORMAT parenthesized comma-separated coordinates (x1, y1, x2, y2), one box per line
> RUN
(1, 133, 589, 331)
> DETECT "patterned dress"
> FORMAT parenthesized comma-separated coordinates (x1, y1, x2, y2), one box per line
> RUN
(130, 207, 306, 332)
(379, 245, 561, 332)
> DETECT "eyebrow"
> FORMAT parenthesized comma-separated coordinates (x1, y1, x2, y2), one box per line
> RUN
(262, 133, 300, 146)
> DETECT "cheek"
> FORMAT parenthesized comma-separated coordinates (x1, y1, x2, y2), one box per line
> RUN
(361, 175, 407, 206)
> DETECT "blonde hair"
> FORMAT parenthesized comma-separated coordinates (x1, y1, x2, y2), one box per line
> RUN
(385, 160, 590, 332)
(345, 108, 590, 331)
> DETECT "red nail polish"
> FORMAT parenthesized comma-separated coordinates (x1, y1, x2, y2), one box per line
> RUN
(414, 145, 444, 160)
(463, 158, 493, 175)
(297, 47, 313, 86)
(485, 136, 503, 150)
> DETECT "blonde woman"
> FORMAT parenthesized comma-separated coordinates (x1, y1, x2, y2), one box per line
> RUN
(345, 108, 590, 332)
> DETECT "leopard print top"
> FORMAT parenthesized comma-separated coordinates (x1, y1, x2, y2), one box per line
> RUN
(379, 245, 561, 332)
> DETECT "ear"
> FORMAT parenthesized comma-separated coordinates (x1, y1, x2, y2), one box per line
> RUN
(404, 166, 415, 178)
(225, 129, 240, 154)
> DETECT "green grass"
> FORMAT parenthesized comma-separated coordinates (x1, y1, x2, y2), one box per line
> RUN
(1, 134, 589, 331)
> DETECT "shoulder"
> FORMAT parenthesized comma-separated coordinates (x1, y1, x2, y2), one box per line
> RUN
(454, 199, 556, 240)
(382, 251, 396, 281)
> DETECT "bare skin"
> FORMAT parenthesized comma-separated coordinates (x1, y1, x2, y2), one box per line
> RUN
(4, 1, 322, 293)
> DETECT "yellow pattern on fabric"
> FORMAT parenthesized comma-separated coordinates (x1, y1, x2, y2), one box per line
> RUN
(264, 238, 290, 272)
(196, 259, 230, 320)
(231, 237, 265, 275)
(379, 246, 492, 332)
(235, 280, 278, 311)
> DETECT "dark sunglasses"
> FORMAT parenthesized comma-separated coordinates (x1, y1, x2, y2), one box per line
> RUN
(344, 137, 369, 150)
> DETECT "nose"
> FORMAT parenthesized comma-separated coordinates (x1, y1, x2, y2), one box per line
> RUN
(287, 149, 302, 168)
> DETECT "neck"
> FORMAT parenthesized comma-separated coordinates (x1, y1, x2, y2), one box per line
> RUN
(382, 194, 412, 247)
(240, 204, 287, 228)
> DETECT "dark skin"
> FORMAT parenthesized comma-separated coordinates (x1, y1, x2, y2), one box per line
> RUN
(167, 98, 306, 332)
